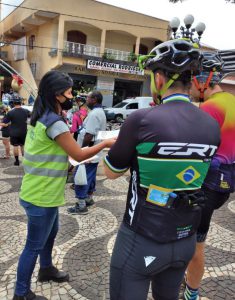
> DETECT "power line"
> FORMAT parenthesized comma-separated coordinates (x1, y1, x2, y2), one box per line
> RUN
(1, 41, 64, 52)
(0, 2, 168, 31)
(0, 40, 142, 59)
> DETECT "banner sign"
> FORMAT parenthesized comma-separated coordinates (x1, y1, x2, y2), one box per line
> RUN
(87, 60, 144, 75)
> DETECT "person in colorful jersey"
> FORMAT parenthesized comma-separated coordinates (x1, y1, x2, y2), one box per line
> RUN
(182, 52, 235, 300)
(13, 71, 115, 300)
(103, 39, 221, 300)
(70, 95, 88, 141)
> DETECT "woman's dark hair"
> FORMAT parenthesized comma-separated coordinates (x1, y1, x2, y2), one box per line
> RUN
(30, 71, 73, 126)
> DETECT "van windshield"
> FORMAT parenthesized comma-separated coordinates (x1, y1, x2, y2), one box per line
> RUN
(113, 102, 128, 108)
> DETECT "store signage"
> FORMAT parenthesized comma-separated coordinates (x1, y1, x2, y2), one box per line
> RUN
(87, 60, 144, 75)
(97, 78, 115, 91)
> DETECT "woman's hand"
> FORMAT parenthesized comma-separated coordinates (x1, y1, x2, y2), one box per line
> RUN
(56, 133, 116, 162)
(104, 138, 117, 148)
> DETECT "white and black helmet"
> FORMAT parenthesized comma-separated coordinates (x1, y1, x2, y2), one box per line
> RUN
(142, 39, 201, 74)
(201, 52, 224, 72)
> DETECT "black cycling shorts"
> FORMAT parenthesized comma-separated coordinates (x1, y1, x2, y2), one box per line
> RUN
(110, 223, 196, 300)
(196, 186, 230, 242)
(2, 131, 10, 138)
(10, 135, 26, 146)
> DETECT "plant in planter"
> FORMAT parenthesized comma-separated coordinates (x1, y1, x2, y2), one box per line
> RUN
(128, 52, 137, 62)
(102, 51, 115, 60)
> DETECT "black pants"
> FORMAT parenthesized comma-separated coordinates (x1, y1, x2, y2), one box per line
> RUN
(110, 223, 196, 300)
(196, 186, 230, 242)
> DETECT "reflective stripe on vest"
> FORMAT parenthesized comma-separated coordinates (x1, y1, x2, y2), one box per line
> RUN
(24, 165, 68, 177)
(24, 152, 68, 163)
(20, 116, 69, 206)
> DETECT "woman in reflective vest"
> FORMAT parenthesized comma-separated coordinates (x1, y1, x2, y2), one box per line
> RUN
(13, 71, 115, 300)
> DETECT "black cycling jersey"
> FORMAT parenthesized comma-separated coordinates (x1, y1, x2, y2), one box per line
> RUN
(105, 94, 220, 243)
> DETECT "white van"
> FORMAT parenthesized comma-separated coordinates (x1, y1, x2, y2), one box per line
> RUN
(104, 97, 152, 122)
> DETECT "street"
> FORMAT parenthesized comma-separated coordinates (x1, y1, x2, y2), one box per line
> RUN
(0, 145, 234, 300)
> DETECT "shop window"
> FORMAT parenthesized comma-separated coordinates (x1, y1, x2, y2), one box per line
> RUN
(71, 74, 96, 94)
(29, 35, 35, 50)
(67, 30, 87, 44)
(30, 63, 37, 77)
(139, 44, 148, 55)
(67, 31, 87, 55)
(133, 43, 148, 55)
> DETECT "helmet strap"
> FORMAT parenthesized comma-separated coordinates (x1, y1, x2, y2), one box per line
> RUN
(151, 72, 180, 104)
(193, 71, 214, 102)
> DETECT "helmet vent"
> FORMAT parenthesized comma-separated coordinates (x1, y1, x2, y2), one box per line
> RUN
(159, 46, 169, 54)
(174, 43, 191, 51)
(174, 53, 188, 65)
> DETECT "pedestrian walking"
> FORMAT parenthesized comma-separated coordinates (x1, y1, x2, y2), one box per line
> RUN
(0, 105, 11, 159)
(104, 40, 221, 300)
(182, 52, 235, 300)
(67, 91, 107, 215)
(13, 71, 115, 300)
(4, 97, 30, 165)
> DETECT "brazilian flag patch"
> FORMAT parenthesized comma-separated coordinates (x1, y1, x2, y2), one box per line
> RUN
(176, 166, 201, 185)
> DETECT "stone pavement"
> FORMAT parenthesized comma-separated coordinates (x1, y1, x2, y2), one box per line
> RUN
(0, 146, 234, 300)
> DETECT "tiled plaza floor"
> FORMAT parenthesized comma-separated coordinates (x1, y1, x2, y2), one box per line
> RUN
(0, 145, 234, 300)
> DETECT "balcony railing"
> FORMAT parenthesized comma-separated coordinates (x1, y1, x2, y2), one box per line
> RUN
(104, 48, 132, 62)
(63, 41, 137, 62)
(63, 41, 100, 57)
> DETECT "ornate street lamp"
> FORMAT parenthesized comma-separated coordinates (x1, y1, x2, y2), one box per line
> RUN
(169, 14, 206, 44)
(169, 17, 181, 39)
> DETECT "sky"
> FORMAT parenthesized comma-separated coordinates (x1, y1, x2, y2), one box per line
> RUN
(1, 0, 24, 19)
(96, 0, 235, 50)
(1, 0, 234, 50)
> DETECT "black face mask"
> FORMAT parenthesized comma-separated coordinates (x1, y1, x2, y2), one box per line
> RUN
(60, 97, 73, 111)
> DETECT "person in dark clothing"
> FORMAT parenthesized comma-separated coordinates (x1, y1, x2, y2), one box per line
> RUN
(104, 39, 221, 300)
(0, 105, 11, 158)
(5, 97, 30, 165)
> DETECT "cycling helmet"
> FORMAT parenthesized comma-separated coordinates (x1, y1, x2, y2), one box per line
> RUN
(12, 96, 22, 104)
(193, 52, 224, 102)
(141, 39, 201, 74)
(38, 71, 73, 97)
(201, 52, 224, 72)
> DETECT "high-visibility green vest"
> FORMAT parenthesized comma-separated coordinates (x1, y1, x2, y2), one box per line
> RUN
(20, 112, 68, 207)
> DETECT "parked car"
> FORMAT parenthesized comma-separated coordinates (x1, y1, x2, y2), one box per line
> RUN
(104, 97, 153, 122)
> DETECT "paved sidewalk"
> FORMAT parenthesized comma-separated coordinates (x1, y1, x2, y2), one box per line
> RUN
(0, 147, 234, 300)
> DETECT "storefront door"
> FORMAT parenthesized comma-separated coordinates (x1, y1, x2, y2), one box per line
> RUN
(113, 79, 142, 106)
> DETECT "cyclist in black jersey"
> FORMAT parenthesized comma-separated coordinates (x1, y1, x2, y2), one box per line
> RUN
(104, 39, 221, 300)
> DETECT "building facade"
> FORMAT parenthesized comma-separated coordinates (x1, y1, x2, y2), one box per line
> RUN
(0, 0, 169, 106)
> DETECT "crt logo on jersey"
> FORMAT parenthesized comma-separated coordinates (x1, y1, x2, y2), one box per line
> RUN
(157, 142, 217, 157)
